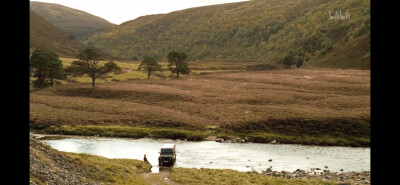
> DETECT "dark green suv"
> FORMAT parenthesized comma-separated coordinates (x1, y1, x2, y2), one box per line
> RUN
(158, 144, 176, 166)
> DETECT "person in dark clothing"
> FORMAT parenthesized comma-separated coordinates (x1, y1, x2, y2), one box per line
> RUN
(144, 154, 152, 167)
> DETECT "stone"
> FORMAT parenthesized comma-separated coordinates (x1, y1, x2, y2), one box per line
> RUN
(250, 170, 258, 174)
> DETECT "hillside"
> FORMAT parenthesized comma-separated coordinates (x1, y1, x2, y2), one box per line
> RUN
(86, 0, 370, 69)
(30, 10, 86, 57)
(306, 34, 370, 69)
(30, 1, 116, 40)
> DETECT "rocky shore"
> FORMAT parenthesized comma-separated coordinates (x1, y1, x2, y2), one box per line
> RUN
(215, 137, 276, 144)
(216, 136, 370, 184)
(245, 168, 370, 185)
(30, 135, 100, 185)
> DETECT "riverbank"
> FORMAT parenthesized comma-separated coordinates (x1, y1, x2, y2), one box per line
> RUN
(171, 168, 370, 185)
(30, 135, 152, 185)
(259, 168, 370, 184)
(30, 135, 370, 184)
(30, 124, 369, 147)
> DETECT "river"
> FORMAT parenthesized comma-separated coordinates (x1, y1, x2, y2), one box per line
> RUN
(36, 134, 370, 173)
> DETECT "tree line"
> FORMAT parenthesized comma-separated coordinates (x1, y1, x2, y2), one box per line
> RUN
(30, 48, 190, 89)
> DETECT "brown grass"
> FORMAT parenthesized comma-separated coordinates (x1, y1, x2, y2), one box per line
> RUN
(30, 68, 370, 139)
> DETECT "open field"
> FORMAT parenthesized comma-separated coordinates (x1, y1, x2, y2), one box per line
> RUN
(29, 58, 283, 84)
(30, 66, 370, 146)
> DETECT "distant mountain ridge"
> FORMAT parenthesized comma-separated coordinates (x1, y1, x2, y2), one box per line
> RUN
(30, 9, 86, 57)
(30, 1, 116, 40)
(86, 0, 370, 69)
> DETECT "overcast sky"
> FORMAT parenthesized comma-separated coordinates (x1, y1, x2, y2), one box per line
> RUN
(30, 0, 249, 25)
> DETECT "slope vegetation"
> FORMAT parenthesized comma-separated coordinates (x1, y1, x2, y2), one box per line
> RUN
(30, 10, 86, 57)
(86, 0, 370, 69)
(306, 34, 370, 69)
(30, 1, 116, 40)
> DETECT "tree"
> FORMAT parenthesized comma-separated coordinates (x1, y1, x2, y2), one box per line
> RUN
(167, 51, 190, 78)
(66, 47, 121, 88)
(30, 48, 66, 88)
(138, 56, 162, 79)
(281, 54, 296, 69)
(295, 50, 306, 68)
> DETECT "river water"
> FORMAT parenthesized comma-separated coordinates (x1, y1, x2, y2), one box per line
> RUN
(38, 135, 370, 173)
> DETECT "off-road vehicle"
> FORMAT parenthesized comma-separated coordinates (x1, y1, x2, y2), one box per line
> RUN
(158, 144, 176, 166)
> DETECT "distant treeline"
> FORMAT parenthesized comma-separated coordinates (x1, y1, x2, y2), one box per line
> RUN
(87, 0, 370, 67)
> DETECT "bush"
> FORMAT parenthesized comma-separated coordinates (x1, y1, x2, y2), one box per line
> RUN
(32, 79, 49, 89)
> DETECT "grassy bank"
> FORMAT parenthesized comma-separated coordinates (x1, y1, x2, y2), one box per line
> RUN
(216, 129, 369, 147)
(34, 150, 339, 185)
(31, 125, 208, 141)
(63, 152, 152, 184)
(30, 68, 370, 147)
(31, 124, 369, 147)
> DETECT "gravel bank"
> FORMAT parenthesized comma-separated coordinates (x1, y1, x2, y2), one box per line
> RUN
(29, 135, 100, 185)
(250, 168, 370, 185)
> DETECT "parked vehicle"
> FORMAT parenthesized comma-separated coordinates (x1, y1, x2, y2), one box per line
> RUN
(158, 144, 176, 166)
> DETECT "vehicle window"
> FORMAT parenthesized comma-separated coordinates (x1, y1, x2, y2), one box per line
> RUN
(161, 148, 173, 154)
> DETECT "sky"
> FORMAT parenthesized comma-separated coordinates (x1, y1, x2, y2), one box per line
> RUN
(30, 0, 249, 25)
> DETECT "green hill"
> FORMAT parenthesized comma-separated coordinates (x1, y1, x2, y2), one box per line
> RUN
(30, 10, 86, 57)
(86, 0, 370, 69)
(306, 34, 370, 69)
(30, 1, 116, 40)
